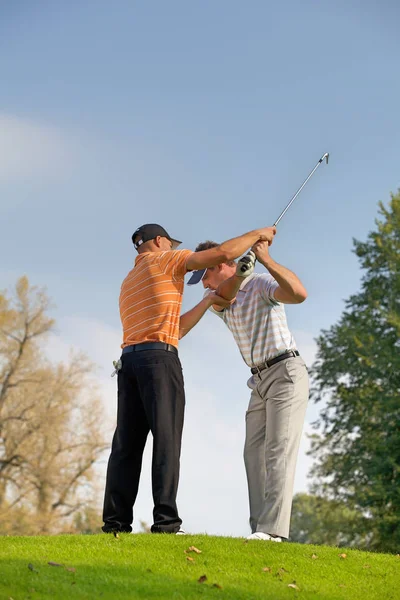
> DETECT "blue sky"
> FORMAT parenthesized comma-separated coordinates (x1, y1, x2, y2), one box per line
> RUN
(1, 1, 399, 535)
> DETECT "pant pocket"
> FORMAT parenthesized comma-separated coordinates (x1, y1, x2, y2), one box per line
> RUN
(285, 358, 308, 384)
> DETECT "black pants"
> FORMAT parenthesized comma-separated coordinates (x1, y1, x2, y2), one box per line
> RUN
(102, 349, 185, 533)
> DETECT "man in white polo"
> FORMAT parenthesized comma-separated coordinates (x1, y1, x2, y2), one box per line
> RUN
(187, 239, 309, 541)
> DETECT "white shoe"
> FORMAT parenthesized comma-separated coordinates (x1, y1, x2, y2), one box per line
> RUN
(247, 532, 282, 542)
(176, 528, 187, 535)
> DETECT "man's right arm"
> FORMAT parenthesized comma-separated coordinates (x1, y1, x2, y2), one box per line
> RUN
(186, 226, 276, 272)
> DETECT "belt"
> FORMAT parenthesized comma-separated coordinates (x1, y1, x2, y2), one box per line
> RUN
(251, 350, 300, 375)
(122, 342, 178, 355)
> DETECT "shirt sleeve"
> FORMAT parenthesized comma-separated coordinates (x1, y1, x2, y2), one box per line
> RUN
(158, 249, 193, 281)
(258, 274, 280, 305)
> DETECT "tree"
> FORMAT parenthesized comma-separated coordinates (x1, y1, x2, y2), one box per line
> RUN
(309, 192, 400, 553)
(290, 493, 370, 547)
(0, 277, 108, 534)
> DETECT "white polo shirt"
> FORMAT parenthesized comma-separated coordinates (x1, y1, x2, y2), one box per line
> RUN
(209, 273, 297, 368)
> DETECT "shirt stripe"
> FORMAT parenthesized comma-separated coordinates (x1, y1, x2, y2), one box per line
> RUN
(120, 249, 192, 348)
(209, 273, 297, 367)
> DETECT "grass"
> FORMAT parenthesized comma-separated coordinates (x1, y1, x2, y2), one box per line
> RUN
(0, 534, 398, 599)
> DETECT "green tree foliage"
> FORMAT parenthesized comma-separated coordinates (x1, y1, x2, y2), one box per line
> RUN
(309, 192, 400, 553)
(290, 493, 370, 547)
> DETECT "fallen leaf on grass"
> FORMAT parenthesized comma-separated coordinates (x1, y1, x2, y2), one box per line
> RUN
(363, 565, 371, 569)
(185, 546, 202, 554)
(262, 567, 272, 572)
(311, 554, 318, 560)
(198, 575, 207, 583)
(339, 584, 346, 588)
(66, 567, 76, 573)
(339, 553, 347, 559)
(276, 567, 289, 578)
(288, 583, 299, 590)
(48, 562, 64, 567)
(186, 556, 195, 563)
(213, 583, 222, 589)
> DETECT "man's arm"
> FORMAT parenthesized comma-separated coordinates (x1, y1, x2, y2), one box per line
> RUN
(186, 226, 276, 272)
(214, 251, 257, 306)
(253, 241, 307, 304)
(179, 293, 232, 339)
(215, 275, 243, 304)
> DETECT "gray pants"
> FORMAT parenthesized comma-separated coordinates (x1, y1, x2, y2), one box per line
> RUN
(244, 356, 309, 539)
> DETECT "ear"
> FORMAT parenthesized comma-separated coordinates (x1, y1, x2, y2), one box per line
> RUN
(218, 263, 232, 272)
(154, 236, 162, 248)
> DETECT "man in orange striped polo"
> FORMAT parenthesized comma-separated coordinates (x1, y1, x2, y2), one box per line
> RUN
(102, 223, 276, 535)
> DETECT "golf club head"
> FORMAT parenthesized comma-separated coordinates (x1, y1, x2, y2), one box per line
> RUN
(323, 152, 329, 164)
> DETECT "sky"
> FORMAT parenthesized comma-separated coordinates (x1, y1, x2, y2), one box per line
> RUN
(1, 1, 399, 536)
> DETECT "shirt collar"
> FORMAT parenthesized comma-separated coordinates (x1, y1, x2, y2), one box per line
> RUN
(239, 273, 256, 291)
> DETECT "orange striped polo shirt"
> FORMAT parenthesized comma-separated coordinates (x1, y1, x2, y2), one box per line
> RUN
(119, 249, 193, 348)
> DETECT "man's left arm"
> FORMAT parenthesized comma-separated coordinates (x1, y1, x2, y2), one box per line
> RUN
(179, 293, 232, 339)
(215, 275, 242, 302)
(215, 251, 257, 301)
(253, 241, 307, 304)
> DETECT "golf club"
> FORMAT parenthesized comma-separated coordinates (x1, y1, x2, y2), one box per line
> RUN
(273, 152, 329, 227)
(240, 152, 329, 272)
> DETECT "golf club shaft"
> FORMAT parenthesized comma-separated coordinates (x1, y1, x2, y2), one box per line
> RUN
(240, 152, 329, 271)
(273, 152, 329, 227)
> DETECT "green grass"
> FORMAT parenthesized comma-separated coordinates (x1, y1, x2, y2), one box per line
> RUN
(0, 534, 398, 599)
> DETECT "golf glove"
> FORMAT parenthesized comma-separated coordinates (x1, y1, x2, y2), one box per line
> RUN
(111, 359, 122, 377)
(236, 251, 256, 278)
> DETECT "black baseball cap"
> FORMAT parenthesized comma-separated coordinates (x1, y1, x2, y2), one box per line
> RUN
(132, 224, 182, 251)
